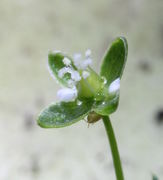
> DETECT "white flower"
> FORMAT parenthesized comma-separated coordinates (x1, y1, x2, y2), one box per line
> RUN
(57, 87, 77, 102)
(82, 71, 90, 79)
(63, 57, 71, 66)
(108, 78, 120, 93)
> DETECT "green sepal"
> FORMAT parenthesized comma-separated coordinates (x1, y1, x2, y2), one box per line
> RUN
(94, 37, 127, 115)
(100, 37, 128, 86)
(93, 93, 119, 116)
(37, 100, 93, 128)
(48, 52, 76, 87)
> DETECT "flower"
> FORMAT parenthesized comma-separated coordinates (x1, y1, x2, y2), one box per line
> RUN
(57, 49, 100, 102)
(37, 37, 128, 128)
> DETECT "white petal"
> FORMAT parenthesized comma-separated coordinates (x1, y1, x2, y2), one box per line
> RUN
(108, 78, 120, 93)
(57, 87, 77, 102)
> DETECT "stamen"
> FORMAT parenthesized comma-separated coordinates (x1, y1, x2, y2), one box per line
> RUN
(63, 57, 71, 66)
(58, 67, 81, 82)
(73, 51, 92, 70)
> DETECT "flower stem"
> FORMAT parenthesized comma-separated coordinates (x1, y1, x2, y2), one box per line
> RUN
(102, 116, 124, 180)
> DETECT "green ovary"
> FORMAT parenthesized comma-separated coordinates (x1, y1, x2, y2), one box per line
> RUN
(77, 68, 105, 100)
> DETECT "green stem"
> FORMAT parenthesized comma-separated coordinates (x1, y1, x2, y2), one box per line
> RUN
(102, 116, 124, 180)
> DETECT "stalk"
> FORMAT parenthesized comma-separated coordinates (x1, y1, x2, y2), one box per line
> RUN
(102, 116, 124, 180)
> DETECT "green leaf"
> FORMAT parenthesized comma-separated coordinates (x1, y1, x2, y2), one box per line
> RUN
(100, 37, 128, 86)
(93, 93, 119, 116)
(37, 100, 93, 128)
(48, 52, 76, 87)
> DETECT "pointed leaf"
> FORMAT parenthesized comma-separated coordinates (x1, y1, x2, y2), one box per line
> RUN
(100, 37, 128, 86)
(48, 52, 77, 87)
(37, 100, 93, 128)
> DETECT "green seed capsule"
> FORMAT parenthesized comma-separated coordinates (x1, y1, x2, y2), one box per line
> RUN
(87, 111, 101, 123)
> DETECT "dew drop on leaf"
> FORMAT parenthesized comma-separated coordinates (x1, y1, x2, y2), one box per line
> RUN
(77, 100, 82, 105)
(101, 76, 107, 85)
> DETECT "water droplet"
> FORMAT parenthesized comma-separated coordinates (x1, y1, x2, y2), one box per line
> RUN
(102, 102, 106, 105)
(77, 100, 82, 105)
(101, 76, 107, 85)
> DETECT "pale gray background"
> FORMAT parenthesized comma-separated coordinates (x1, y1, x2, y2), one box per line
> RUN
(0, 0, 163, 179)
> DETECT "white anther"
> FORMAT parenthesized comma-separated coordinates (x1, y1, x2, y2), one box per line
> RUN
(73, 51, 92, 70)
(58, 67, 81, 82)
(63, 57, 71, 66)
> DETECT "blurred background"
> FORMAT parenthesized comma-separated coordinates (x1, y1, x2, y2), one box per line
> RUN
(0, 0, 163, 179)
